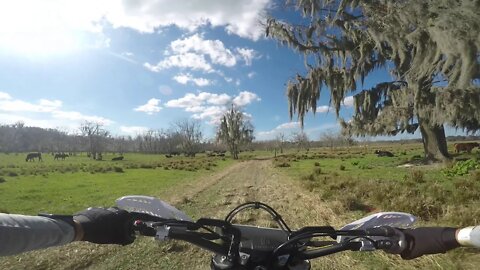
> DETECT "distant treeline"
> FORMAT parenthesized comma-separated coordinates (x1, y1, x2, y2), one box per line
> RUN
(2, 123, 477, 154)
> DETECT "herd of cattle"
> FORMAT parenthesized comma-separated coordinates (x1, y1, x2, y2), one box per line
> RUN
(25, 152, 124, 162)
(373, 142, 480, 157)
(23, 142, 480, 162)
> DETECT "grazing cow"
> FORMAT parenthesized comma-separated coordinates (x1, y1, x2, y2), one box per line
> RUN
(454, 142, 479, 153)
(374, 150, 394, 157)
(112, 156, 124, 161)
(26, 152, 42, 162)
(165, 154, 173, 158)
(54, 153, 69, 160)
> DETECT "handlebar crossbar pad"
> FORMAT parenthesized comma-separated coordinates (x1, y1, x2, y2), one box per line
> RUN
(233, 225, 289, 251)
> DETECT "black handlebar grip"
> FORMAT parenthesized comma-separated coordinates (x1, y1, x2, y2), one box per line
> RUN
(401, 227, 459, 260)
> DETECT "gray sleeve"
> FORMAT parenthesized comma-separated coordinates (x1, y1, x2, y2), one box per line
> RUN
(0, 214, 75, 256)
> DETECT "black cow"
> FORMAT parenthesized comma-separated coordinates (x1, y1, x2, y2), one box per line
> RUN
(54, 153, 69, 160)
(26, 152, 42, 162)
(374, 150, 394, 157)
(112, 156, 124, 161)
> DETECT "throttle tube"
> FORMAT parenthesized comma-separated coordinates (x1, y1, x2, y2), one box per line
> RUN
(456, 226, 480, 248)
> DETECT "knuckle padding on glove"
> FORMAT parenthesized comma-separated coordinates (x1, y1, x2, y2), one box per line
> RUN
(400, 227, 459, 260)
(74, 207, 134, 245)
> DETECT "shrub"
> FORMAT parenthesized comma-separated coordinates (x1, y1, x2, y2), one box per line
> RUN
(410, 170, 425, 183)
(301, 173, 315, 182)
(339, 165, 346, 171)
(314, 167, 322, 175)
(0, 177, 5, 183)
(314, 162, 320, 167)
(351, 161, 359, 166)
(442, 159, 479, 177)
(275, 162, 291, 168)
(7, 171, 18, 177)
(114, 166, 124, 173)
(140, 164, 154, 169)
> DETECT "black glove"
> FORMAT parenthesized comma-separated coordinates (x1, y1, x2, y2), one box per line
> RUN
(399, 227, 459, 259)
(73, 207, 135, 245)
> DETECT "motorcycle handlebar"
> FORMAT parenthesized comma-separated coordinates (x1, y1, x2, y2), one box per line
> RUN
(128, 212, 479, 263)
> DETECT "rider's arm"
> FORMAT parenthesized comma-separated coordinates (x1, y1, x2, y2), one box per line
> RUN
(0, 207, 134, 257)
(0, 214, 77, 256)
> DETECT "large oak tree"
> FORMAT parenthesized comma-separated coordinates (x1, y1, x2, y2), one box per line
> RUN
(266, 0, 480, 161)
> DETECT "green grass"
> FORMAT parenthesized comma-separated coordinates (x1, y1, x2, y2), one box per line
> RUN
(273, 145, 480, 226)
(0, 153, 234, 214)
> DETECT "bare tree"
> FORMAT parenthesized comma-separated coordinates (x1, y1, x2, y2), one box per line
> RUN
(292, 131, 309, 151)
(320, 130, 356, 150)
(275, 132, 287, 154)
(216, 106, 255, 159)
(174, 119, 203, 157)
(79, 121, 109, 160)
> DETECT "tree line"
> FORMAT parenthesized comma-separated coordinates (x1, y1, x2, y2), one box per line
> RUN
(0, 111, 359, 158)
(0, 107, 257, 159)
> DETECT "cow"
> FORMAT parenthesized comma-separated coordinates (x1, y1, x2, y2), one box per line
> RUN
(26, 152, 42, 162)
(454, 142, 480, 153)
(54, 153, 69, 160)
(112, 156, 124, 161)
(374, 150, 394, 157)
(165, 154, 173, 158)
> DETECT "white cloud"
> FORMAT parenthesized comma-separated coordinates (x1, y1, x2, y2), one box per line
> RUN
(256, 121, 301, 140)
(173, 73, 211, 87)
(104, 0, 271, 40)
(170, 34, 237, 67)
(166, 92, 231, 108)
(224, 77, 233, 83)
(51, 110, 114, 125)
(233, 91, 260, 106)
(120, 125, 149, 135)
(0, 92, 113, 130)
(0, 97, 62, 113)
(0, 0, 271, 57)
(134, 98, 162, 115)
(343, 96, 354, 107)
(191, 106, 226, 124)
(148, 34, 259, 77)
(236, 48, 259, 66)
(316, 105, 331, 113)
(166, 91, 260, 124)
(276, 122, 300, 129)
(0, 92, 12, 100)
(247, 72, 256, 79)
(144, 53, 214, 72)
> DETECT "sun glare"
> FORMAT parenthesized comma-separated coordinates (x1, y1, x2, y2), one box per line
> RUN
(0, 0, 108, 57)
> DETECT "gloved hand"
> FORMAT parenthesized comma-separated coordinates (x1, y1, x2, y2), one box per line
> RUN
(73, 207, 135, 245)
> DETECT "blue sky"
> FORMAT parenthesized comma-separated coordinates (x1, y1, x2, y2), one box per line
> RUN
(0, 0, 467, 141)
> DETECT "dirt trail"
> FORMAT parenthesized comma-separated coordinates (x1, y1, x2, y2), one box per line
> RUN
(0, 160, 459, 270)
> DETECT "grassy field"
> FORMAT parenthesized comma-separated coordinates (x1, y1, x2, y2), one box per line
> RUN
(0, 153, 234, 214)
(0, 144, 479, 269)
(273, 142, 480, 227)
